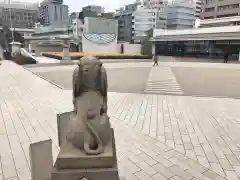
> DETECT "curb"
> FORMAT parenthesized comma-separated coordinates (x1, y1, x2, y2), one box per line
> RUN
(22, 66, 65, 90)
(24, 59, 152, 68)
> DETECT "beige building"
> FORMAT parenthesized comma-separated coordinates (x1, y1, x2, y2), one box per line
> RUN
(0, 1, 38, 29)
(200, 15, 240, 27)
(201, 0, 240, 19)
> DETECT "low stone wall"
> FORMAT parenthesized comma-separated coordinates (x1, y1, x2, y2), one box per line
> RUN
(10, 54, 37, 65)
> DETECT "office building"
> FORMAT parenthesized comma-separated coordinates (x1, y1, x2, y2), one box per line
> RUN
(143, 0, 167, 29)
(0, 0, 38, 29)
(132, 5, 157, 42)
(39, 0, 69, 25)
(82, 5, 104, 13)
(201, 0, 240, 19)
(167, 0, 195, 29)
(114, 3, 138, 42)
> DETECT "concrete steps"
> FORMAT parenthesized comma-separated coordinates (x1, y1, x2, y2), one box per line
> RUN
(144, 66, 183, 95)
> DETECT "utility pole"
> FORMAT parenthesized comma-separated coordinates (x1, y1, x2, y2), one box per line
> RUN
(9, 0, 15, 42)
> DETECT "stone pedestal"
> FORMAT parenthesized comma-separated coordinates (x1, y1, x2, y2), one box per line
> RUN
(29, 139, 53, 180)
(10, 41, 21, 57)
(56, 133, 116, 169)
(52, 128, 119, 180)
(30, 111, 121, 180)
(53, 111, 120, 180)
(51, 163, 119, 180)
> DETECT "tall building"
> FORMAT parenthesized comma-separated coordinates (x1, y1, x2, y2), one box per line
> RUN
(82, 5, 104, 13)
(201, 0, 240, 19)
(143, 0, 168, 29)
(0, 0, 38, 29)
(167, 0, 196, 29)
(114, 3, 138, 42)
(39, 0, 69, 25)
(132, 5, 157, 42)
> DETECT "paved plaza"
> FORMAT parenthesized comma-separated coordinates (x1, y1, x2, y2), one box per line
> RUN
(30, 59, 240, 98)
(1, 60, 240, 179)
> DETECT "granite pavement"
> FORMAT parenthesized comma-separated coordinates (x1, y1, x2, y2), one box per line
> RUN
(0, 61, 240, 179)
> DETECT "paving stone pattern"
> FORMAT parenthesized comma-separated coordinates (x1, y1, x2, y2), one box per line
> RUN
(144, 66, 183, 95)
(0, 61, 240, 180)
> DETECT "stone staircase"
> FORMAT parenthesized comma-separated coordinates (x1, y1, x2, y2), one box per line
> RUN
(144, 66, 183, 95)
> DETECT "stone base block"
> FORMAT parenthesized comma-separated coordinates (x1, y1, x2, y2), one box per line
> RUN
(29, 139, 53, 180)
(57, 111, 75, 147)
(56, 130, 116, 169)
(51, 163, 119, 180)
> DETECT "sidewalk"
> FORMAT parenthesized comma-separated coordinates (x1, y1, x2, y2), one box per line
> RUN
(0, 61, 240, 179)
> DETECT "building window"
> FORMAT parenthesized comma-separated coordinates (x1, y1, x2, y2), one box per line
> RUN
(216, 13, 238, 18)
(206, 0, 213, 4)
(205, 7, 214, 12)
(217, 4, 239, 11)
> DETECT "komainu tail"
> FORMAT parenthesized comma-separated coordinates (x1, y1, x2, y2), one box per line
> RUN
(84, 120, 103, 155)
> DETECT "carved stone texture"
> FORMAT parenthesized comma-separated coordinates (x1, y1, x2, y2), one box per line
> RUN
(54, 112, 119, 180)
(68, 56, 109, 155)
(52, 56, 119, 180)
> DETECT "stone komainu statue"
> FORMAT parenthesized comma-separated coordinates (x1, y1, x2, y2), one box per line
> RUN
(72, 56, 108, 113)
(66, 56, 110, 155)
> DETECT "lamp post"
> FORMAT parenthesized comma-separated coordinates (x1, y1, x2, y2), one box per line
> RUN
(9, 1, 15, 43)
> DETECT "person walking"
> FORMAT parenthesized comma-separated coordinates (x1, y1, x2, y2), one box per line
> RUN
(223, 53, 229, 63)
(153, 53, 159, 66)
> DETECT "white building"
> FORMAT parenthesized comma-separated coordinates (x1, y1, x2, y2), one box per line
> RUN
(167, 0, 196, 29)
(72, 16, 117, 40)
(132, 5, 157, 42)
(39, 0, 69, 26)
(143, 0, 168, 29)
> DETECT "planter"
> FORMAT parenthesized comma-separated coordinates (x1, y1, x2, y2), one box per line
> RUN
(42, 53, 152, 60)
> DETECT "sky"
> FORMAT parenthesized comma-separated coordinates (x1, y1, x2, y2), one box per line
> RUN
(20, 0, 136, 12)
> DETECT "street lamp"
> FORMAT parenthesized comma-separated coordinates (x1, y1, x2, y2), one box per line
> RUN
(9, 2, 15, 42)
